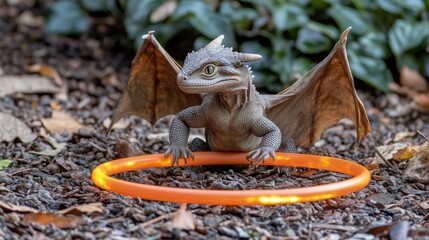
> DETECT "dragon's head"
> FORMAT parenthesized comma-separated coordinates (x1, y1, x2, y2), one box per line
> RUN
(177, 35, 261, 94)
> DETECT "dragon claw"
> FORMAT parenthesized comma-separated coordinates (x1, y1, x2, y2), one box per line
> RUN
(246, 147, 276, 167)
(165, 145, 194, 166)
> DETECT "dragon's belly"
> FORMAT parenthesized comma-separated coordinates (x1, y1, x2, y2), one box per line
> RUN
(206, 129, 262, 151)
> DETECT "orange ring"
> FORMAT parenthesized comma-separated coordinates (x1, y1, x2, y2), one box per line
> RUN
(91, 152, 370, 205)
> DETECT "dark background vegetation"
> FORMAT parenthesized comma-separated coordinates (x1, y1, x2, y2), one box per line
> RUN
(45, 0, 429, 92)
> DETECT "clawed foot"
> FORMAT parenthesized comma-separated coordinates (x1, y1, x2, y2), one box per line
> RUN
(246, 147, 276, 166)
(164, 145, 194, 166)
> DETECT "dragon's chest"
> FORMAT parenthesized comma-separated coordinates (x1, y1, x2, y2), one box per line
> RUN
(205, 103, 264, 151)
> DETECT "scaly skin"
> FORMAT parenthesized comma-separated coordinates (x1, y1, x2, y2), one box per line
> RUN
(165, 36, 281, 166)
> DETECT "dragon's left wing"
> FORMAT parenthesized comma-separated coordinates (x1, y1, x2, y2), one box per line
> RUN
(264, 28, 371, 147)
(109, 32, 202, 131)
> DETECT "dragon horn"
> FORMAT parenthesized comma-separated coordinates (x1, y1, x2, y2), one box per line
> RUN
(205, 35, 224, 49)
(236, 53, 262, 62)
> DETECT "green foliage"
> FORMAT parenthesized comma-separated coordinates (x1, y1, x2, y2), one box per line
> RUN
(0, 159, 12, 170)
(46, 0, 429, 92)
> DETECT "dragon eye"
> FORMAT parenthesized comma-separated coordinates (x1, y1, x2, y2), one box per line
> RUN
(203, 64, 217, 76)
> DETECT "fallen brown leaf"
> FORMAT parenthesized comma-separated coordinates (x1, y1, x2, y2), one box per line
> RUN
(114, 138, 139, 158)
(103, 117, 130, 130)
(413, 93, 429, 111)
(27, 63, 62, 85)
(404, 150, 429, 183)
(29, 135, 66, 156)
(27, 63, 68, 101)
(22, 212, 85, 229)
(58, 202, 103, 216)
(400, 65, 428, 93)
(364, 163, 379, 171)
(0, 112, 37, 143)
(41, 110, 84, 134)
(0, 75, 59, 98)
(0, 200, 38, 213)
(150, 0, 178, 23)
(171, 204, 195, 230)
(392, 146, 419, 161)
(393, 131, 416, 142)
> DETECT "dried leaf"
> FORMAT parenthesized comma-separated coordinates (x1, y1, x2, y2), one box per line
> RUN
(103, 117, 130, 130)
(0, 159, 13, 170)
(114, 138, 139, 158)
(0, 112, 37, 143)
(27, 63, 68, 100)
(27, 63, 62, 85)
(364, 163, 379, 171)
(55, 157, 80, 171)
(22, 212, 85, 229)
(171, 204, 195, 230)
(404, 150, 429, 183)
(0, 75, 59, 98)
(373, 143, 407, 164)
(29, 136, 66, 157)
(58, 202, 103, 216)
(393, 131, 416, 142)
(392, 146, 419, 161)
(41, 110, 84, 134)
(0, 200, 38, 213)
(150, 0, 177, 23)
(400, 65, 428, 93)
(413, 93, 429, 111)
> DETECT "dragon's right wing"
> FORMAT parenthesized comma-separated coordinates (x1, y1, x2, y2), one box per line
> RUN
(264, 28, 371, 147)
(109, 32, 202, 130)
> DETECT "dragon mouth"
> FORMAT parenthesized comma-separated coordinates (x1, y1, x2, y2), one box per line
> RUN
(178, 78, 239, 88)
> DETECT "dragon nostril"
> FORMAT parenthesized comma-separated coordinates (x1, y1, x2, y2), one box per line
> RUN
(178, 74, 188, 81)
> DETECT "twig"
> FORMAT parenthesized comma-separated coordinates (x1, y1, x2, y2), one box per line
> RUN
(310, 223, 359, 232)
(374, 148, 400, 173)
(139, 213, 172, 228)
(88, 142, 107, 152)
(417, 130, 429, 143)
(9, 168, 33, 176)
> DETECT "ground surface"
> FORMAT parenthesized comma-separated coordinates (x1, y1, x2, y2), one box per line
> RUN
(1, 2, 429, 240)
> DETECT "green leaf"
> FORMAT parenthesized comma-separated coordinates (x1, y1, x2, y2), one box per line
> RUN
(375, 0, 425, 14)
(293, 57, 315, 76)
(348, 42, 392, 92)
(124, 0, 161, 37)
(296, 28, 331, 54)
(306, 21, 339, 40)
(45, 0, 90, 35)
(388, 19, 429, 57)
(220, 2, 258, 22)
(359, 32, 389, 59)
(240, 41, 272, 70)
(268, 33, 294, 84)
(173, 0, 235, 47)
(189, 13, 235, 47)
(327, 5, 373, 35)
(81, 0, 116, 12)
(272, 3, 309, 31)
(0, 160, 12, 170)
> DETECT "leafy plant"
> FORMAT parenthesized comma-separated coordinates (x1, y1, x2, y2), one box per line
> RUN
(46, 0, 429, 92)
(0, 159, 12, 170)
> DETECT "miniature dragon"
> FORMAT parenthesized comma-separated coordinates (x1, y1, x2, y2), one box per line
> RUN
(109, 28, 371, 166)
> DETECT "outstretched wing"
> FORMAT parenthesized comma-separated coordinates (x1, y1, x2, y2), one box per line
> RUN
(264, 28, 371, 147)
(109, 32, 202, 130)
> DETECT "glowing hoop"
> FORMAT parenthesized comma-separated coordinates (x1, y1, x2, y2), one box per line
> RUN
(91, 152, 370, 205)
